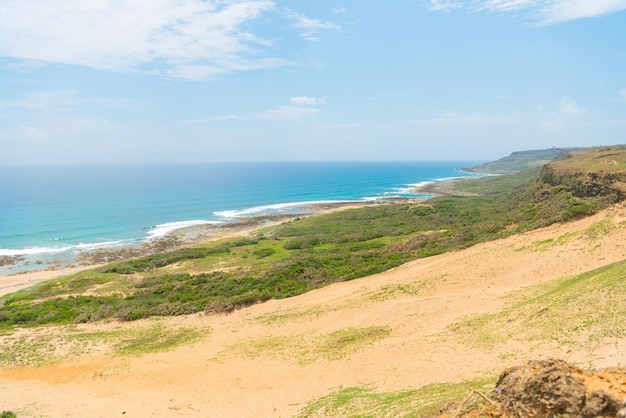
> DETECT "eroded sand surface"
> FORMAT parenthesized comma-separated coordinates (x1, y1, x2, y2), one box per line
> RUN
(2, 205, 626, 417)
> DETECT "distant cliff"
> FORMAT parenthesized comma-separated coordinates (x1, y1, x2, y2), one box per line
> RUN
(466, 147, 581, 174)
(539, 146, 626, 202)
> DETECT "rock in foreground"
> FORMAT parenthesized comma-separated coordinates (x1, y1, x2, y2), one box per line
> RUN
(441, 359, 626, 418)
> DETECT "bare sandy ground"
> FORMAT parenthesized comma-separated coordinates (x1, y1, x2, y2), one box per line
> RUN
(2, 204, 626, 417)
(0, 267, 105, 298)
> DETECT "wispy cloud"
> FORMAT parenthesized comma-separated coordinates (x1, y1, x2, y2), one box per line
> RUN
(615, 89, 626, 101)
(255, 105, 320, 120)
(412, 112, 521, 126)
(320, 123, 360, 129)
(0, 91, 146, 112)
(185, 114, 242, 124)
(412, 97, 586, 129)
(1, 125, 49, 141)
(284, 8, 341, 41)
(0, 91, 79, 112)
(290, 96, 327, 105)
(0, 0, 304, 80)
(541, 96, 586, 128)
(428, 0, 626, 24)
(557, 96, 582, 116)
(187, 97, 325, 123)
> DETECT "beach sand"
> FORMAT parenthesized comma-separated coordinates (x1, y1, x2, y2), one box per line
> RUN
(0, 200, 384, 297)
(2, 200, 626, 416)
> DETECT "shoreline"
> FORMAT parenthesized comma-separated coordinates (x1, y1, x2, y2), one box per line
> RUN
(409, 176, 479, 196)
(0, 198, 425, 297)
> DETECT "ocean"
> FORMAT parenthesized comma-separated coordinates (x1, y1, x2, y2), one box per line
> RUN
(0, 161, 483, 274)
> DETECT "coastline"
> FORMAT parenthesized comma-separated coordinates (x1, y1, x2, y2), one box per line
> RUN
(0, 199, 424, 297)
(409, 176, 479, 197)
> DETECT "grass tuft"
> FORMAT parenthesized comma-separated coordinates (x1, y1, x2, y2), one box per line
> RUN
(449, 259, 626, 350)
(294, 378, 494, 417)
(227, 325, 391, 366)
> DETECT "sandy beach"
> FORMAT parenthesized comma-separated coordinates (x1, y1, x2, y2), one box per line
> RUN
(0, 200, 388, 298)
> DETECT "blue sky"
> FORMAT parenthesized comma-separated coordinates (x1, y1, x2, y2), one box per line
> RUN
(1, 0, 625, 164)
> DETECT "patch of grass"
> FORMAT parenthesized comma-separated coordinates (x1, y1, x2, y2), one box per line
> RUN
(294, 378, 494, 418)
(583, 220, 615, 241)
(227, 325, 391, 366)
(0, 323, 208, 368)
(317, 326, 392, 361)
(113, 322, 205, 356)
(253, 305, 332, 326)
(368, 274, 447, 301)
(449, 259, 626, 350)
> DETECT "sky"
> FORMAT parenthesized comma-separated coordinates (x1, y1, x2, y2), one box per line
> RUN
(0, 0, 625, 164)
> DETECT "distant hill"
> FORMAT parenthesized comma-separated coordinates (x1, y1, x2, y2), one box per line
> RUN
(465, 147, 582, 174)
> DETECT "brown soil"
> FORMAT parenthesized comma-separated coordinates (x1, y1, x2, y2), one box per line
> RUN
(2, 204, 626, 416)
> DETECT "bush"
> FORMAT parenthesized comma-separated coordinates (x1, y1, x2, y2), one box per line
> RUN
(253, 248, 276, 258)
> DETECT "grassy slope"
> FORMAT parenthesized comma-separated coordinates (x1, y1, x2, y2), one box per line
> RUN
(0, 150, 618, 330)
(295, 256, 626, 417)
(2, 146, 626, 417)
(466, 147, 582, 174)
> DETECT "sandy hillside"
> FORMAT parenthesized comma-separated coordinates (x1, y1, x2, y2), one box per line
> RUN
(2, 204, 626, 417)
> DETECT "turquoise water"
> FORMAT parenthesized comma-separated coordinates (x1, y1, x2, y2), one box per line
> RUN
(0, 162, 482, 273)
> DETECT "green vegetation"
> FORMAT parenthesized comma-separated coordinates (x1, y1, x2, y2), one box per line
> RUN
(226, 325, 391, 366)
(0, 152, 619, 330)
(548, 145, 626, 173)
(294, 378, 494, 417)
(449, 259, 626, 350)
(466, 147, 581, 174)
(0, 322, 207, 368)
(1, 412, 16, 418)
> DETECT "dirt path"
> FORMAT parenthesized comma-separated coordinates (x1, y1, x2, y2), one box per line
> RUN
(2, 204, 626, 417)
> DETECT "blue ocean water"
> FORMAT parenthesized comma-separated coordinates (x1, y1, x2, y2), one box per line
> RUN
(0, 162, 482, 273)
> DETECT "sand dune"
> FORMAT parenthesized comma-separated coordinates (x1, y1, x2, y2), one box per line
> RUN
(2, 204, 626, 417)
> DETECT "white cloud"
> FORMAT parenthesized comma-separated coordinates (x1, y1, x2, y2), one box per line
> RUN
(428, 0, 464, 11)
(428, 0, 626, 24)
(558, 96, 582, 116)
(256, 105, 320, 120)
(185, 114, 242, 124)
(331, 7, 347, 14)
(290, 96, 327, 105)
(412, 97, 589, 131)
(0, 0, 285, 80)
(186, 98, 324, 123)
(0, 90, 80, 112)
(320, 123, 360, 129)
(284, 8, 341, 41)
(412, 112, 521, 126)
(547, 0, 626, 23)
(0, 91, 145, 112)
(542, 96, 586, 128)
(1, 125, 49, 141)
(616, 89, 626, 101)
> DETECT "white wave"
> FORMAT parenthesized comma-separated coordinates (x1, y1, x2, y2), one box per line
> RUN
(214, 200, 354, 219)
(0, 246, 72, 256)
(146, 220, 223, 239)
(435, 172, 488, 182)
(408, 180, 435, 188)
(74, 241, 124, 251)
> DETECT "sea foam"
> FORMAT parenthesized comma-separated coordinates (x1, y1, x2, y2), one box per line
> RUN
(0, 246, 72, 257)
(214, 200, 358, 219)
(146, 220, 223, 239)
